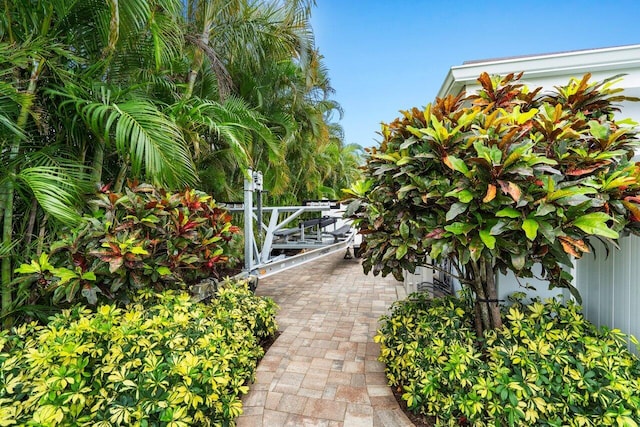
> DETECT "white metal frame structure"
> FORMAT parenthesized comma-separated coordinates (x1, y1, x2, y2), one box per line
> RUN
(226, 170, 355, 280)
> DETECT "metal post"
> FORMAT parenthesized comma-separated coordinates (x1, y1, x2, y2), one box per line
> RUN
(244, 169, 254, 272)
(257, 189, 263, 244)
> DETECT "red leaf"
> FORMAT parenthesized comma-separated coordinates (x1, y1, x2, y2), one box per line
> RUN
(426, 228, 446, 239)
(536, 245, 549, 256)
(559, 235, 589, 253)
(497, 180, 521, 202)
(374, 217, 384, 230)
(558, 235, 590, 258)
(566, 163, 608, 176)
(72, 253, 87, 270)
(477, 72, 493, 93)
(623, 201, 640, 222)
(559, 239, 580, 258)
(182, 221, 198, 232)
(107, 242, 121, 255)
(109, 257, 123, 273)
(443, 155, 453, 170)
(499, 127, 518, 149)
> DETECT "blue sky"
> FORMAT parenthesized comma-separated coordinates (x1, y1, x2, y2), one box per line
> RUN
(310, 1, 640, 148)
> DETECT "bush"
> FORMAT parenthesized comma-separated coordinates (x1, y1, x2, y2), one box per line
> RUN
(0, 281, 278, 426)
(15, 183, 241, 306)
(375, 293, 640, 426)
(346, 73, 640, 333)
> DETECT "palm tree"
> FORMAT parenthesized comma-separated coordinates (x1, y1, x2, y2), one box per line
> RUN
(230, 37, 354, 203)
(1, 0, 358, 323)
(181, 0, 319, 199)
(0, 3, 98, 322)
(0, 0, 198, 320)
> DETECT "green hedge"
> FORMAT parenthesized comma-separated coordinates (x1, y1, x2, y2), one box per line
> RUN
(0, 281, 277, 426)
(375, 293, 640, 426)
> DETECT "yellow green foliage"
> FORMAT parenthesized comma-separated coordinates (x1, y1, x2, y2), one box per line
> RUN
(375, 293, 640, 426)
(0, 280, 278, 426)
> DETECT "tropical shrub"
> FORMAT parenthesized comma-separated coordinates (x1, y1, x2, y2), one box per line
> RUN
(15, 183, 240, 306)
(346, 72, 640, 333)
(0, 281, 278, 426)
(375, 293, 640, 426)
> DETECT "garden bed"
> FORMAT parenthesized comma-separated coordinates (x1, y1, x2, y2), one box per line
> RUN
(0, 281, 278, 426)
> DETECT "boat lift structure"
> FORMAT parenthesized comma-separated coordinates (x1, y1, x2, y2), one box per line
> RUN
(224, 170, 355, 281)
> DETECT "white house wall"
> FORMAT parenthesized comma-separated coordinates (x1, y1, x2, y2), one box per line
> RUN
(576, 236, 640, 352)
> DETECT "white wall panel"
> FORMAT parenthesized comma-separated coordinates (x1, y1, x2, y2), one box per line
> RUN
(497, 267, 565, 303)
(577, 236, 640, 353)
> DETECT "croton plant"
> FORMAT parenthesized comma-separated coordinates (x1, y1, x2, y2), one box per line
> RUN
(346, 72, 640, 333)
(16, 183, 240, 306)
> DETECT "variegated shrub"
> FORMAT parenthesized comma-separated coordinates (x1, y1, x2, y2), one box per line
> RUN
(376, 293, 640, 426)
(0, 281, 278, 426)
(15, 183, 240, 308)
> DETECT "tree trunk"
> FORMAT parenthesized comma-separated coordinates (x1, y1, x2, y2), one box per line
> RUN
(185, 28, 209, 100)
(483, 261, 502, 330)
(1, 181, 17, 323)
(102, 0, 120, 60)
(36, 214, 48, 257)
(24, 198, 38, 251)
(91, 139, 105, 186)
(1, 58, 41, 325)
(469, 257, 503, 336)
(114, 158, 129, 193)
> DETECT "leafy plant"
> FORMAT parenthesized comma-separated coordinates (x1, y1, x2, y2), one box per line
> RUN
(0, 281, 278, 426)
(376, 293, 640, 426)
(347, 72, 640, 333)
(15, 183, 240, 306)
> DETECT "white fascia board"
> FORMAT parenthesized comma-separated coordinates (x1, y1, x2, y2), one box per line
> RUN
(437, 44, 640, 98)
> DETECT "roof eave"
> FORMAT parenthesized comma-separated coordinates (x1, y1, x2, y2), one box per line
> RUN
(437, 44, 640, 98)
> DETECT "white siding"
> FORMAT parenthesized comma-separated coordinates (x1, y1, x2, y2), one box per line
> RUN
(497, 268, 567, 303)
(576, 236, 640, 352)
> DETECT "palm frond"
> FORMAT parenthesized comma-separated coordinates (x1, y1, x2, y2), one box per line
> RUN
(0, 240, 21, 259)
(118, 0, 152, 38)
(0, 82, 26, 140)
(211, 1, 312, 74)
(17, 165, 88, 225)
(108, 100, 197, 188)
(173, 95, 281, 168)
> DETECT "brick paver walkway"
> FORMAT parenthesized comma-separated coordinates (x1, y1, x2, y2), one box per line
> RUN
(237, 252, 414, 427)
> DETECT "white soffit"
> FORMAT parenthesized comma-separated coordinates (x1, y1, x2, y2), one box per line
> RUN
(437, 44, 640, 98)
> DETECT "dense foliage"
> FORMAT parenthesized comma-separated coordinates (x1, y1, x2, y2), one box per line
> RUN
(0, 283, 278, 426)
(376, 293, 640, 426)
(347, 72, 640, 331)
(14, 183, 240, 309)
(1, 0, 361, 324)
